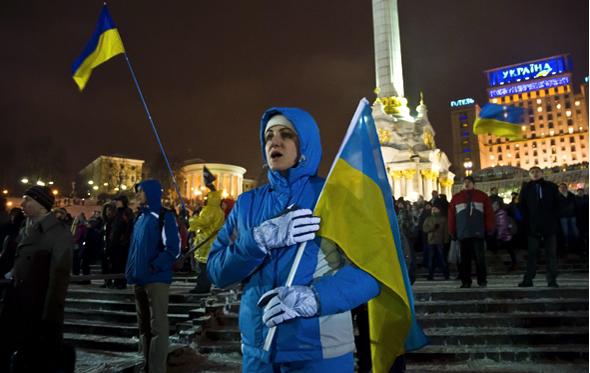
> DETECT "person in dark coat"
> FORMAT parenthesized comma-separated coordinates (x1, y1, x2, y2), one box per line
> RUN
(0, 208, 25, 277)
(100, 202, 117, 288)
(0, 186, 73, 372)
(518, 167, 561, 288)
(111, 195, 134, 289)
(557, 183, 579, 256)
(575, 189, 588, 257)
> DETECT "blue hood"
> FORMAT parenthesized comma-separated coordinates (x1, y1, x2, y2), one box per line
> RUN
(259, 107, 322, 188)
(137, 179, 162, 212)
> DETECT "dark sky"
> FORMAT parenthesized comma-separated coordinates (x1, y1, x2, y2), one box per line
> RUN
(1, 0, 587, 189)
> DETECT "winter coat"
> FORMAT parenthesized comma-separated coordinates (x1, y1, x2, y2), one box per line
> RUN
(494, 208, 513, 242)
(125, 180, 180, 286)
(448, 189, 495, 240)
(189, 190, 225, 263)
(518, 178, 560, 237)
(207, 107, 380, 363)
(0, 213, 73, 340)
(422, 213, 449, 245)
(557, 191, 577, 218)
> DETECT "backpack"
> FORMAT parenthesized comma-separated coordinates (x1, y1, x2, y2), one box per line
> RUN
(157, 207, 189, 271)
(507, 215, 518, 235)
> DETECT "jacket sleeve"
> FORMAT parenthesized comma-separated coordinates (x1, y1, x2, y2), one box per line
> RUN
(207, 200, 267, 289)
(151, 212, 180, 272)
(313, 264, 380, 316)
(448, 196, 457, 237)
(43, 230, 73, 325)
(189, 207, 215, 232)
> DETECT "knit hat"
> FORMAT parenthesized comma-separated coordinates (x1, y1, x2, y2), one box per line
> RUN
(463, 176, 475, 184)
(264, 114, 295, 134)
(24, 186, 54, 211)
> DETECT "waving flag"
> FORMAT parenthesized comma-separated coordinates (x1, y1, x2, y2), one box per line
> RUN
(71, 5, 125, 91)
(314, 99, 428, 372)
(473, 103, 525, 140)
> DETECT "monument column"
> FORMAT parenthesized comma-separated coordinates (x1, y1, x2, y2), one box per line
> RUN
(391, 170, 403, 197)
(372, 0, 404, 98)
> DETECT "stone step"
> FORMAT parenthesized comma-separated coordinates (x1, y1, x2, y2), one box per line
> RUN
(406, 344, 588, 363)
(64, 332, 138, 352)
(405, 360, 589, 373)
(415, 298, 588, 314)
(197, 340, 241, 354)
(65, 298, 201, 314)
(63, 320, 139, 338)
(424, 326, 588, 346)
(205, 327, 241, 342)
(414, 287, 588, 302)
(67, 286, 190, 303)
(418, 311, 588, 328)
(65, 307, 188, 326)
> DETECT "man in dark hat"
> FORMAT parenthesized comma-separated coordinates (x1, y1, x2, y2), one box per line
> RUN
(110, 194, 134, 289)
(0, 186, 74, 372)
(448, 176, 495, 288)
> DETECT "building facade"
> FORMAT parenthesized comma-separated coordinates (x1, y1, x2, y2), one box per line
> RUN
(77, 155, 144, 196)
(478, 55, 589, 170)
(449, 98, 481, 177)
(180, 162, 247, 201)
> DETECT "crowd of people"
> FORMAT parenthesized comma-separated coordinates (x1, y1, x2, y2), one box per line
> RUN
(0, 182, 233, 372)
(394, 170, 588, 289)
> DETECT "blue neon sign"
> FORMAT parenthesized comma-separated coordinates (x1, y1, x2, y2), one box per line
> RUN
(487, 55, 572, 87)
(488, 76, 570, 98)
(450, 98, 475, 107)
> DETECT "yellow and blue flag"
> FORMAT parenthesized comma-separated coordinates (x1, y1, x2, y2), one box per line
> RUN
(473, 103, 525, 140)
(71, 5, 125, 91)
(314, 98, 428, 372)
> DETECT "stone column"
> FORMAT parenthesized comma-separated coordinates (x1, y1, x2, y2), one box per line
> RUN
(401, 169, 416, 199)
(391, 171, 403, 198)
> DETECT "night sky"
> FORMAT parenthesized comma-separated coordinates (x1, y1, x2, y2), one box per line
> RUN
(1, 0, 587, 190)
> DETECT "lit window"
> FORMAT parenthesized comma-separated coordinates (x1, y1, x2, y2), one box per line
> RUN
(537, 107, 543, 113)
(549, 130, 555, 136)
(490, 155, 495, 160)
(536, 98, 542, 104)
(556, 103, 562, 110)
(580, 127, 584, 131)
(521, 125, 527, 131)
(566, 110, 572, 117)
(575, 101, 580, 106)
(568, 127, 574, 134)
(492, 98, 498, 103)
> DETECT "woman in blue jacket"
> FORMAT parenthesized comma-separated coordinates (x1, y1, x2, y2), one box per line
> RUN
(207, 107, 380, 372)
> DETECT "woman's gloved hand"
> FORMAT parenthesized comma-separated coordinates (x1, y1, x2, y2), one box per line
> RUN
(257, 285, 319, 327)
(253, 209, 320, 252)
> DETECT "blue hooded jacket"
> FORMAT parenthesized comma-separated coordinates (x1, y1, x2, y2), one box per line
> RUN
(125, 179, 180, 286)
(207, 108, 380, 363)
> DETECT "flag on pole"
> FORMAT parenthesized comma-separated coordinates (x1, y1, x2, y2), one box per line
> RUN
(314, 99, 428, 372)
(72, 4, 125, 91)
(473, 103, 525, 140)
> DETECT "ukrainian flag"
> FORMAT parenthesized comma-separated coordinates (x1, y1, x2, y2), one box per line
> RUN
(473, 103, 525, 140)
(314, 99, 428, 372)
(71, 5, 125, 91)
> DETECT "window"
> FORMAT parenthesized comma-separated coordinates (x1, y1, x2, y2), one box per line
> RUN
(550, 139, 556, 145)
(498, 154, 503, 161)
(571, 146, 576, 152)
(567, 119, 573, 126)
(570, 137, 575, 143)
(548, 114, 553, 120)
(533, 150, 538, 156)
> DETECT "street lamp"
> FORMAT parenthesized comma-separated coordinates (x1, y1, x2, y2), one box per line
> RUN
(36, 180, 46, 186)
(52, 189, 59, 196)
(2, 190, 7, 195)
(20, 178, 29, 184)
(88, 180, 94, 185)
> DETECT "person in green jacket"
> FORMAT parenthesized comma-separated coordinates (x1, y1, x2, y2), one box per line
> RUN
(188, 190, 225, 293)
(422, 205, 450, 280)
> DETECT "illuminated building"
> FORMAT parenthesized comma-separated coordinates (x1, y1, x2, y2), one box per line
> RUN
(478, 55, 589, 170)
(78, 155, 144, 196)
(181, 161, 247, 201)
(449, 98, 481, 177)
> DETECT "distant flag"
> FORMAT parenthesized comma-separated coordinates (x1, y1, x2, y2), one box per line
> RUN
(314, 99, 429, 372)
(71, 4, 125, 91)
(473, 103, 525, 140)
(203, 166, 217, 191)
